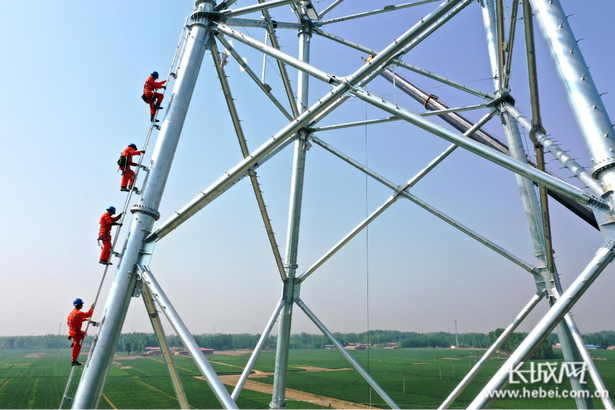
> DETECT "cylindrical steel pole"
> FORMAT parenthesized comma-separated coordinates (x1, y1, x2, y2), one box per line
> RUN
(141, 284, 190, 409)
(232, 298, 285, 401)
(271, 23, 312, 409)
(439, 291, 545, 409)
(483, 1, 595, 402)
(529, 0, 615, 208)
(72, 2, 215, 408)
(469, 240, 615, 409)
(139, 266, 237, 409)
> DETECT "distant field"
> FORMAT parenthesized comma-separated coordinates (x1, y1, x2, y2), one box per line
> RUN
(0, 347, 613, 409)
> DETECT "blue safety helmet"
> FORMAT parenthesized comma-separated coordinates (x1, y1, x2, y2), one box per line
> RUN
(73, 298, 84, 306)
(107, 206, 116, 213)
(128, 143, 137, 149)
(151, 71, 159, 78)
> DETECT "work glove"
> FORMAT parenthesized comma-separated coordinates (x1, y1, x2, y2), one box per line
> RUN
(117, 212, 124, 219)
(91, 303, 96, 308)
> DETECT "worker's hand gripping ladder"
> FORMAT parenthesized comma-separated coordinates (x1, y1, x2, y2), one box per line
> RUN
(59, 18, 190, 409)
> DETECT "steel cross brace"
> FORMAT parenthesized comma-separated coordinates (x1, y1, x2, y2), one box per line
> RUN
(307, 134, 540, 279)
(469, 240, 615, 408)
(349, 87, 609, 212)
(210, 40, 288, 282)
(146, 0, 468, 243)
(138, 265, 238, 409)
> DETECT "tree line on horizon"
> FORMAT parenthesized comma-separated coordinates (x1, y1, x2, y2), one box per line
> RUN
(2, 330, 614, 358)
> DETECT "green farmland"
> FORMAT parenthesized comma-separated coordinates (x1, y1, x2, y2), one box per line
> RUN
(0, 348, 613, 409)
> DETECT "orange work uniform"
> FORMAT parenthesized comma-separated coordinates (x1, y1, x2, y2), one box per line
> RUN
(98, 212, 119, 263)
(119, 146, 143, 189)
(67, 307, 93, 361)
(144, 76, 167, 117)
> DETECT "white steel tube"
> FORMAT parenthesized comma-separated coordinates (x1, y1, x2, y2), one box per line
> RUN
(139, 266, 237, 409)
(296, 298, 399, 409)
(317, 0, 345, 20)
(211, 41, 287, 282)
(318, 0, 440, 25)
(231, 298, 285, 401)
(216, 35, 293, 121)
(439, 291, 545, 409)
(141, 284, 190, 409)
(469, 240, 615, 408)
(271, 24, 312, 409)
(352, 88, 609, 212)
(223, 0, 302, 17)
(215, 24, 335, 85)
(563, 313, 615, 409)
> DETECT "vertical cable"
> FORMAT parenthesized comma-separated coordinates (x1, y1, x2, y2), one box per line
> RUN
(364, 101, 372, 408)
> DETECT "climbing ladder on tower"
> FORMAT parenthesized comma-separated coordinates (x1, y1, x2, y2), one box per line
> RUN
(58, 19, 191, 409)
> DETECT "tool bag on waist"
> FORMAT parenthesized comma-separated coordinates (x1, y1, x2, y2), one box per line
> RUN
(117, 155, 127, 168)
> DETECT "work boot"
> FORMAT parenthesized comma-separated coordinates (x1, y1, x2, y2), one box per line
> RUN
(155, 104, 163, 110)
(120, 187, 129, 192)
(71, 360, 82, 366)
(150, 116, 159, 123)
(99, 260, 112, 266)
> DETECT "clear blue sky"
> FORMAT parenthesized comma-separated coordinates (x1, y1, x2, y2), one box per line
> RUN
(1, 0, 614, 337)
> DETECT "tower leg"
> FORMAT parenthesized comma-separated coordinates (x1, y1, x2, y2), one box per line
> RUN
(71, 2, 216, 407)
(270, 23, 312, 409)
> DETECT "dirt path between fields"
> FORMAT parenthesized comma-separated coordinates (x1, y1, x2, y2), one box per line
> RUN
(0, 379, 8, 390)
(102, 393, 117, 409)
(23, 353, 46, 358)
(195, 365, 365, 409)
(201, 376, 371, 409)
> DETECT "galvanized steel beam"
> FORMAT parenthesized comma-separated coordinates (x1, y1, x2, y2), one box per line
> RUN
(139, 266, 237, 409)
(223, 0, 303, 18)
(211, 40, 288, 282)
(469, 240, 615, 409)
(318, 0, 440, 25)
(295, 298, 400, 409)
(141, 284, 190, 409)
(439, 291, 546, 409)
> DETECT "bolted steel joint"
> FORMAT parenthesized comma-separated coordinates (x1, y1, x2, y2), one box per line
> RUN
(131, 205, 161, 220)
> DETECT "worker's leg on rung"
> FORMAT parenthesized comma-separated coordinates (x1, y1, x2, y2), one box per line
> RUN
(120, 168, 129, 189)
(100, 237, 112, 263)
(72, 333, 84, 360)
(155, 92, 163, 105)
(126, 169, 136, 187)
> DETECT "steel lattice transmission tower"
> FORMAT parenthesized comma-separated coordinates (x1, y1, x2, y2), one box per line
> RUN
(66, 0, 615, 409)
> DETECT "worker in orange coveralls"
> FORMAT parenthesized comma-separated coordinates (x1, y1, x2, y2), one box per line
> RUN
(98, 206, 122, 265)
(67, 298, 95, 366)
(119, 143, 145, 192)
(143, 71, 166, 122)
